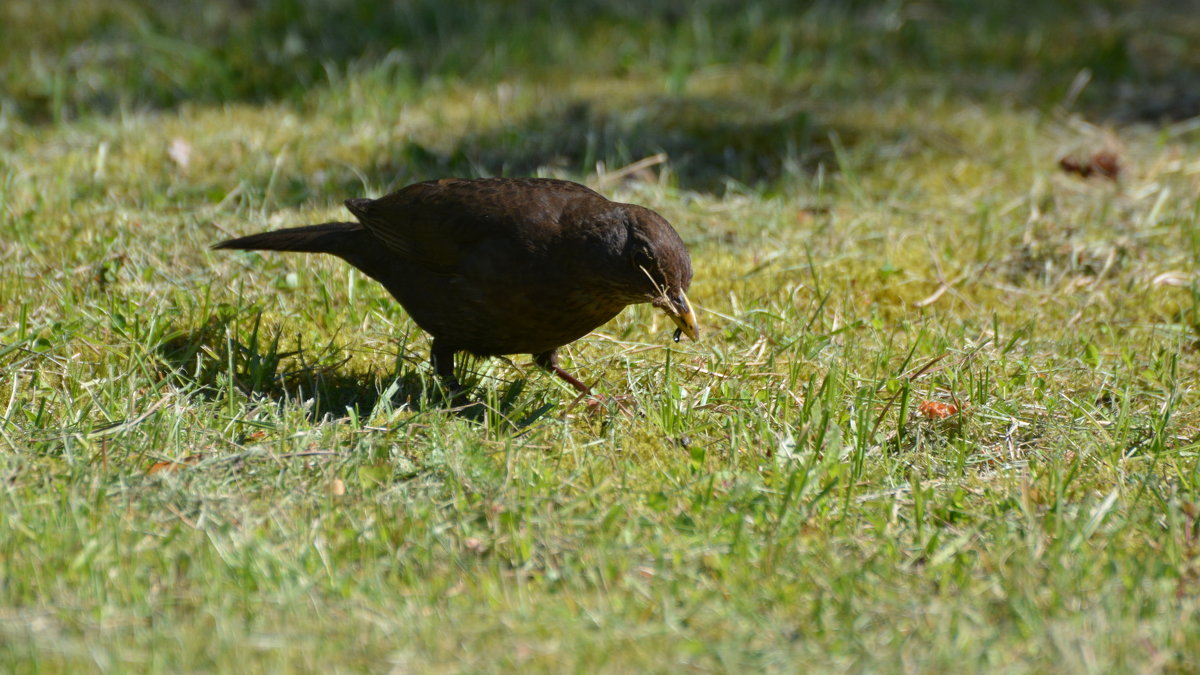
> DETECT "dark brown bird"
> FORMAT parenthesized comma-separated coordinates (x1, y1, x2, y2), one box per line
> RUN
(213, 177, 699, 396)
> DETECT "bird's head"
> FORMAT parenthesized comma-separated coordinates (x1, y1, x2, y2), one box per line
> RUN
(624, 206, 700, 342)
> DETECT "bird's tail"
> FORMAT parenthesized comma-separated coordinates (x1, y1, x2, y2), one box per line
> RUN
(212, 222, 364, 256)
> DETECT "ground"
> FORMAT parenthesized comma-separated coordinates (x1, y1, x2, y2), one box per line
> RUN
(2, 0, 1200, 671)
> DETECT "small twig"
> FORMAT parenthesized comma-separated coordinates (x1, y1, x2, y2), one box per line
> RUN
(595, 153, 669, 187)
(210, 183, 246, 215)
(898, 351, 951, 382)
(676, 364, 731, 380)
(90, 394, 174, 438)
(275, 451, 342, 459)
(163, 502, 200, 530)
(912, 283, 951, 308)
(868, 352, 949, 440)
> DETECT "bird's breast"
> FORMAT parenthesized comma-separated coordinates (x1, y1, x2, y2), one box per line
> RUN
(380, 265, 630, 356)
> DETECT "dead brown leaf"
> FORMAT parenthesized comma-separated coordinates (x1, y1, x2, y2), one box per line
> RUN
(146, 454, 202, 475)
(917, 401, 959, 420)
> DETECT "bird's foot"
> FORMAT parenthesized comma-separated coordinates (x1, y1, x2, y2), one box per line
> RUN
(429, 375, 478, 412)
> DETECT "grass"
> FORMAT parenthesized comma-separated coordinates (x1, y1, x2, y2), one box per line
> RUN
(3, 0, 1200, 671)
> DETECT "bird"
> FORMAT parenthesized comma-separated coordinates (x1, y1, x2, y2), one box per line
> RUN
(212, 177, 699, 398)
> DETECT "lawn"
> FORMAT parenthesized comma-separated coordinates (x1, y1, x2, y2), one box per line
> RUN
(3, 0, 1200, 671)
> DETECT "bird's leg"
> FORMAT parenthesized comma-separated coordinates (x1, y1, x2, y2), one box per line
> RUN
(536, 350, 635, 416)
(534, 350, 591, 395)
(430, 340, 464, 395)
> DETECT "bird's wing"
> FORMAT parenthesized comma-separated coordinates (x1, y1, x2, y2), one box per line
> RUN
(346, 178, 609, 271)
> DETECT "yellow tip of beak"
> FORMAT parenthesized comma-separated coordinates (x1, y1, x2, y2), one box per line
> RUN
(667, 290, 700, 342)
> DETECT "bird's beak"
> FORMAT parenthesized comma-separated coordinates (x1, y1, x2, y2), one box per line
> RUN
(667, 290, 700, 342)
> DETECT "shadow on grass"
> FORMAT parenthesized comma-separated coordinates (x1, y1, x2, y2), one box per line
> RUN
(154, 311, 429, 419)
(358, 95, 839, 194)
(153, 311, 560, 427)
